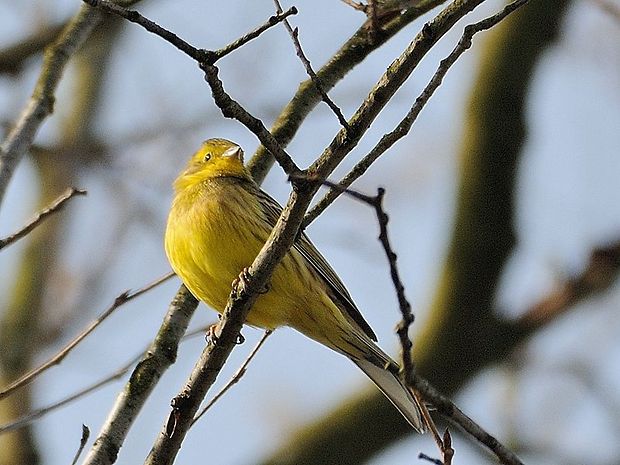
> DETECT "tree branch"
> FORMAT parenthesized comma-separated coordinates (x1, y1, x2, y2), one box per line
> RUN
(192, 330, 272, 424)
(305, 0, 528, 225)
(0, 22, 67, 75)
(0, 272, 173, 401)
(247, 0, 448, 184)
(0, 0, 140, 209)
(82, 285, 198, 465)
(0, 187, 86, 250)
(273, 0, 351, 130)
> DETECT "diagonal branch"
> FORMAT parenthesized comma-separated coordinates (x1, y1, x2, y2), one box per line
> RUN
(81, 0, 297, 63)
(273, 0, 351, 130)
(0, 22, 67, 75)
(247, 0, 448, 183)
(0, 0, 140, 210)
(191, 329, 272, 424)
(82, 285, 199, 465)
(82, 0, 300, 176)
(0, 325, 213, 435)
(0, 187, 86, 250)
(0, 272, 173, 401)
(305, 0, 528, 225)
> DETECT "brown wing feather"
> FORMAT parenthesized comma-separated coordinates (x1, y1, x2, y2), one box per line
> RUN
(253, 185, 377, 341)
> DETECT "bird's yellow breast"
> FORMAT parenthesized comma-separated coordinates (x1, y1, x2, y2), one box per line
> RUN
(165, 178, 329, 332)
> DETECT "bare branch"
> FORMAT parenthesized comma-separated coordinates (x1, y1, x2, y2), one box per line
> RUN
(419, 452, 444, 464)
(0, 187, 86, 250)
(82, 0, 297, 63)
(0, 357, 134, 435)
(192, 330, 272, 424)
(0, 271, 173, 401)
(518, 239, 620, 330)
(410, 376, 524, 465)
(81, 0, 205, 61)
(214, 7, 298, 60)
(82, 0, 301, 176)
(200, 64, 301, 176)
(0, 322, 213, 436)
(273, 0, 351, 130)
(340, 0, 367, 11)
(247, 0, 448, 184)
(306, 0, 529, 225)
(82, 285, 199, 465)
(0, 0, 140, 208)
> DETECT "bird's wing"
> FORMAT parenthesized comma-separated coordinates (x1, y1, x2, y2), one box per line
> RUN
(255, 187, 378, 341)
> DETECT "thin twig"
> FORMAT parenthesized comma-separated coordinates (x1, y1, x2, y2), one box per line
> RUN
(418, 452, 444, 464)
(0, 322, 213, 435)
(70, 425, 90, 465)
(518, 240, 620, 329)
(248, 0, 447, 184)
(82, 0, 297, 63)
(0, 271, 174, 401)
(201, 64, 301, 176)
(192, 330, 272, 424)
(410, 375, 524, 465)
(415, 390, 448, 457)
(0, 187, 86, 250)
(0, 357, 136, 435)
(82, 0, 300, 177)
(304, 0, 529, 226)
(214, 7, 298, 60)
(340, 0, 367, 11)
(273, 0, 351, 131)
(0, 22, 67, 75)
(292, 176, 417, 374)
(82, 0, 205, 61)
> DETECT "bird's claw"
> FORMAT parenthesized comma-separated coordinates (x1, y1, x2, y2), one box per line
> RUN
(232, 267, 270, 296)
(206, 323, 219, 344)
(232, 267, 252, 297)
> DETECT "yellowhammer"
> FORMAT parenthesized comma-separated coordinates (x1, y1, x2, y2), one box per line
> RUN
(165, 138, 424, 431)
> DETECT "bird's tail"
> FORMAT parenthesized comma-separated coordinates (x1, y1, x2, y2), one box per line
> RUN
(352, 358, 426, 432)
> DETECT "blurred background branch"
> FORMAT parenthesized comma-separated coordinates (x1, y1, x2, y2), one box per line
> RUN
(0, 11, 124, 465)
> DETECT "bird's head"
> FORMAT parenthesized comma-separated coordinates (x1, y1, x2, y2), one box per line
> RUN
(174, 138, 249, 192)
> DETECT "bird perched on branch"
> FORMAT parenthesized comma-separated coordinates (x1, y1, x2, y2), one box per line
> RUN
(165, 138, 425, 431)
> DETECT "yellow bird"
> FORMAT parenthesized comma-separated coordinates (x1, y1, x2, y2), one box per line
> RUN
(165, 138, 425, 431)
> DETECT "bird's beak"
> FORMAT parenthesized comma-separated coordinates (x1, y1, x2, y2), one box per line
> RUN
(222, 146, 244, 162)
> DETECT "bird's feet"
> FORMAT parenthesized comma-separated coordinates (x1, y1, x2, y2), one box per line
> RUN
(231, 267, 252, 298)
(231, 267, 270, 296)
(206, 323, 219, 344)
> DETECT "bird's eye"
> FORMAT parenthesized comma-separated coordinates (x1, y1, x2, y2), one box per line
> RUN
(203, 153, 212, 162)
